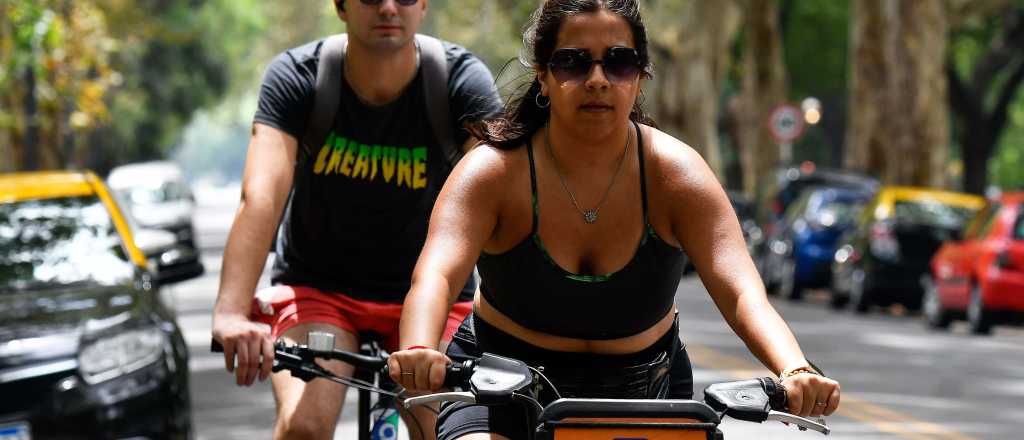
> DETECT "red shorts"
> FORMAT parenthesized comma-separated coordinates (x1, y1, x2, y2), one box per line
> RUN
(250, 285, 473, 352)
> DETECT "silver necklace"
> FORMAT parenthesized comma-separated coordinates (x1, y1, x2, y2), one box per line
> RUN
(544, 126, 631, 224)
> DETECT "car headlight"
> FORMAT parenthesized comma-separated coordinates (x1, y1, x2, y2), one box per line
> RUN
(79, 327, 165, 384)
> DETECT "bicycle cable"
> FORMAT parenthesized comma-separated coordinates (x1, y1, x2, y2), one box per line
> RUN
(528, 366, 562, 400)
(511, 391, 545, 436)
(308, 372, 400, 397)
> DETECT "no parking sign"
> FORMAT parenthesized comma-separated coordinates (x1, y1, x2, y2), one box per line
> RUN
(768, 104, 806, 144)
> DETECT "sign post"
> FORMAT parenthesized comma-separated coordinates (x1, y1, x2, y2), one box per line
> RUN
(767, 104, 806, 164)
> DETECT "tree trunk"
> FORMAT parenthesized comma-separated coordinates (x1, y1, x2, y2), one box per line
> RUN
(647, 0, 741, 179)
(846, 0, 949, 187)
(962, 132, 995, 194)
(736, 0, 788, 197)
(947, 8, 1024, 195)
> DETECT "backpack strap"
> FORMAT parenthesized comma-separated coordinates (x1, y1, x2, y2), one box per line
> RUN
(416, 34, 459, 166)
(301, 34, 348, 159)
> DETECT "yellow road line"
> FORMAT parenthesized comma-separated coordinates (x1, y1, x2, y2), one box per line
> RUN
(686, 343, 975, 440)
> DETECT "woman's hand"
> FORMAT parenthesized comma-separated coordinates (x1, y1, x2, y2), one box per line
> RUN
(781, 373, 841, 418)
(387, 348, 451, 392)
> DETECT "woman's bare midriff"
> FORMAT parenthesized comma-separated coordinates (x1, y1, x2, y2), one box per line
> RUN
(473, 293, 676, 355)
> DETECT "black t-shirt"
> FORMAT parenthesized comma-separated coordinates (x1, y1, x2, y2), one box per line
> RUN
(253, 37, 501, 303)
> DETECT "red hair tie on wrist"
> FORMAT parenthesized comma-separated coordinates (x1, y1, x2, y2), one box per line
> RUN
(405, 345, 431, 351)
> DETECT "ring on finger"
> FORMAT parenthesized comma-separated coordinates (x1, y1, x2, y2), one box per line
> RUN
(401, 372, 415, 377)
(815, 401, 827, 406)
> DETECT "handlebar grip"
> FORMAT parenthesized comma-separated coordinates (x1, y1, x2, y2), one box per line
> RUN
(444, 360, 475, 389)
(381, 359, 475, 389)
(761, 377, 788, 411)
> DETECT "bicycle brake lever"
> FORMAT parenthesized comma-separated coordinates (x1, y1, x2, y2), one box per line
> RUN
(402, 392, 476, 408)
(766, 411, 830, 435)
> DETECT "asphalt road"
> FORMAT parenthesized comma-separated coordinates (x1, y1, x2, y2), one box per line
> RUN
(167, 184, 1024, 440)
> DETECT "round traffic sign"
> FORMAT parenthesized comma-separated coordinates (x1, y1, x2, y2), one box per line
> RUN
(768, 104, 806, 144)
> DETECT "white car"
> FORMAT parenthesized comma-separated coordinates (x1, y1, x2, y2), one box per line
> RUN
(108, 161, 197, 247)
(107, 161, 203, 284)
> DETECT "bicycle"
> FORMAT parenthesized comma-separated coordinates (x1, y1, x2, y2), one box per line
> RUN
(212, 333, 424, 440)
(213, 332, 830, 439)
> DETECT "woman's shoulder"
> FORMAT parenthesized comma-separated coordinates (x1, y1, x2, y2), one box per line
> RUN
(453, 143, 529, 186)
(639, 124, 716, 188)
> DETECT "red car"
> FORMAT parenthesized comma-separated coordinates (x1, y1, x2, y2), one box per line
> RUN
(926, 192, 1024, 334)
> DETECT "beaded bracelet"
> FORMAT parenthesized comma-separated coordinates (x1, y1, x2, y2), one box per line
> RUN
(780, 365, 821, 380)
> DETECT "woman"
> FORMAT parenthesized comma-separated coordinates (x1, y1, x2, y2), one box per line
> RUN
(388, 1, 841, 438)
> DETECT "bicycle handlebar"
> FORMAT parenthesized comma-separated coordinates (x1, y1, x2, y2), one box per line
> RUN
(209, 337, 473, 389)
(211, 336, 828, 435)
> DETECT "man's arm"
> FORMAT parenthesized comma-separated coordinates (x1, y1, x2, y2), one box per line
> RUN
(212, 123, 297, 386)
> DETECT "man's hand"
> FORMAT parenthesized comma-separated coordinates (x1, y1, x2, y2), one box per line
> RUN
(212, 312, 275, 386)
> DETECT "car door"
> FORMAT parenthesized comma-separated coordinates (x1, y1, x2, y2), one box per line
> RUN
(1002, 203, 1024, 273)
(949, 203, 1002, 308)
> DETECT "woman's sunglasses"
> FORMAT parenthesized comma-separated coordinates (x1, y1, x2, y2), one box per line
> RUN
(547, 47, 643, 84)
(358, 0, 419, 6)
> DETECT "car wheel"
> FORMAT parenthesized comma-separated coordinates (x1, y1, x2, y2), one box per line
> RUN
(922, 276, 951, 330)
(967, 284, 993, 335)
(850, 268, 871, 313)
(761, 254, 779, 296)
(829, 290, 849, 310)
(779, 258, 803, 301)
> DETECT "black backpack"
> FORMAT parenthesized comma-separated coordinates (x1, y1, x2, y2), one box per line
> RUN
(299, 33, 459, 165)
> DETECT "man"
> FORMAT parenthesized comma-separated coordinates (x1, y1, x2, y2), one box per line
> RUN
(211, 0, 501, 438)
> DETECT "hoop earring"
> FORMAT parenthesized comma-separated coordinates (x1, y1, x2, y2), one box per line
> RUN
(535, 93, 550, 108)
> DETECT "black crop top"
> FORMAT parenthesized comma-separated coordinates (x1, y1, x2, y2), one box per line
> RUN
(477, 122, 687, 340)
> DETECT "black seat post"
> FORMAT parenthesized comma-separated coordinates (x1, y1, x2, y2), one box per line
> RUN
(357, 333, 383, 440)
(357, 365, 373, 440)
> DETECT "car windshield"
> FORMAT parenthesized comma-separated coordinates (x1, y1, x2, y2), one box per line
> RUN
(892, 199, 975, 229)
(0, 196, 136, 292)
(816, 200, 863, 227)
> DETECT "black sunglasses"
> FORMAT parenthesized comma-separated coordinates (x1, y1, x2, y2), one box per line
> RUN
(358, 0, 419, 6)
(547, 47, 643, 84)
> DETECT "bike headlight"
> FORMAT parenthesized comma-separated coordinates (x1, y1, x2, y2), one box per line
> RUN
(79, 327, 165, 384)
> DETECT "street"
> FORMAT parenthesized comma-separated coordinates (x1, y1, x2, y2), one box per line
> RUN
(168, 185, 1024, 440)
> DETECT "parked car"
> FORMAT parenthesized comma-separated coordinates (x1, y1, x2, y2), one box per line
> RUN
(0, 171, 193, 439)
(830, 186, 984, 313)
(761, 186, 871, 300)
(107, 161, 198, 250)
(107, 161, 203, 283)
(752, 165, 879, 290)
(926, 192, 1024, 334)
(753, 165, 879, 239)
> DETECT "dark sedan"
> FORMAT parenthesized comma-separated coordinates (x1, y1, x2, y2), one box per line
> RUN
(0, 171, 192, 440)
(830, 186, 984, 313)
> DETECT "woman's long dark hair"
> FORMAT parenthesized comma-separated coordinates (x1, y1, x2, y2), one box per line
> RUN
(468, 0, 655, 150)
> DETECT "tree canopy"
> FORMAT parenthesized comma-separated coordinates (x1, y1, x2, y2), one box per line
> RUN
(5, 0, 1024, 193)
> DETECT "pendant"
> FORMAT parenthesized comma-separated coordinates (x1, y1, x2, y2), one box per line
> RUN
(583, 210, 598, 224)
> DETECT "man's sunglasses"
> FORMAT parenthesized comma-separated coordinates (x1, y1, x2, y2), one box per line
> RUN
(357, 0, 419, 6)
(547, 47, 643, 84)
